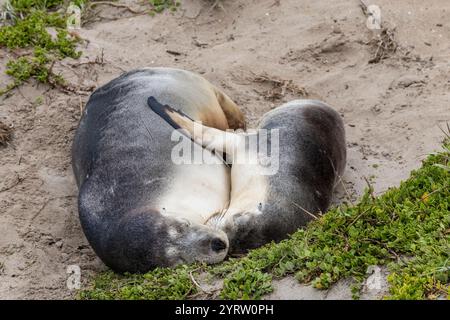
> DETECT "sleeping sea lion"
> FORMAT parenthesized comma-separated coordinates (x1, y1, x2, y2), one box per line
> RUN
(149, 98, 346, 253)
(72, 67, 245, 272)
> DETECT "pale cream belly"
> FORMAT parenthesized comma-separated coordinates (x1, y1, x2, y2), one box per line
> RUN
(157, 148, 231, 225)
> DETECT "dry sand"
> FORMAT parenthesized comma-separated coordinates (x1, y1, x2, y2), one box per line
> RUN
(0, 0, 449, 299)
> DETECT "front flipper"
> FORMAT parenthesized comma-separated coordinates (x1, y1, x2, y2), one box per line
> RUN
(213, 87, 246, 130)
(148, 96, 242, 158)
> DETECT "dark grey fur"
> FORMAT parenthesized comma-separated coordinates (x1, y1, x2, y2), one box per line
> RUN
(225, 100, 346, 253)
(72, 68, 233, 273)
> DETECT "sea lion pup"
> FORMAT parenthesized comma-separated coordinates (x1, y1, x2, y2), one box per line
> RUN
(149, 99, 346, 253)
(72, 67, 245, 272)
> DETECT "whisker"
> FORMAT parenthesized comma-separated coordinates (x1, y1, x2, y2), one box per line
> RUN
(205, 202, 230, 229)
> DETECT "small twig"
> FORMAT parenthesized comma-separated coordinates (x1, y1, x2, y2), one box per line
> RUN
(359, 0, 368, 15)
(437, 122, 450, 139)
(292, 201, 319, 220)
(249, 71, 307, 100)
(192, 39, 208, 48)
(361, 238, 404, 262)
(46, 61, 85, 94)
(270, 0, 281, 7)
(31, 199, 51, 222)
(30, 195, 77, 223)
(189, 272, 207, 291)
(348, 207, 371, 228)
(166, 50, 183, 56)
(79, 96, 84, 117)
(98, 48, 105, 65)
(188, 270, 216, 296)
(420, 183, 449, 202)
(0, 173, 22, 192)
(272, 253, 288, 274)
(208, 0, 226, 13)
(89, 1, 145, 14)
(46, 65, 96, 95)
(52, 83, 94, 95)
(188, 287, 221, 299)
(363, 176, 376, 200)
(71, 49, 105, 67)
(71, 60, 102, 67)
(331, 152, 355, 205)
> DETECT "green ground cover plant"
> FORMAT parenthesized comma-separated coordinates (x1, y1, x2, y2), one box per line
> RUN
(79, 139, 450, 300)
(0, 0, 180, 95)
(0, 0, 81, 94)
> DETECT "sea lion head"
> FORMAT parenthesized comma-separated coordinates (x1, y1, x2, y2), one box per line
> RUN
(165, 218, 229, 265)
(80, 204, 229, 273)
(216, 209, 278, 254)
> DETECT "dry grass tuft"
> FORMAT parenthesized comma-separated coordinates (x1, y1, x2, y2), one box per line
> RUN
(250, 72, 308, 101)
(359, 0, 399, 63)
(368, 28, 398, 64)
(0, 121, 13, 146)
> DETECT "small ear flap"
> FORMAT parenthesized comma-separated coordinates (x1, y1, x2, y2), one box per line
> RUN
(147, 96, 194, 130)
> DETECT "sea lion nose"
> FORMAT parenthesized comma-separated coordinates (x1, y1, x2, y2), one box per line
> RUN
(211, 238, 227, 252)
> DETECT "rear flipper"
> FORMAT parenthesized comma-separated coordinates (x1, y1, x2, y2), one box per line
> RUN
(148, 96, 242, 159)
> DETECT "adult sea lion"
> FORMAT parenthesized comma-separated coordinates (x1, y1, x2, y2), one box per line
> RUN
(149, 99, 346, 253)
(72, 67, 245, 272)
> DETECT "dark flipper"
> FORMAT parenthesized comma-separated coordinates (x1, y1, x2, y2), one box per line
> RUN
(147, 96, 194, 130)
(147, 96, 229, 165)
